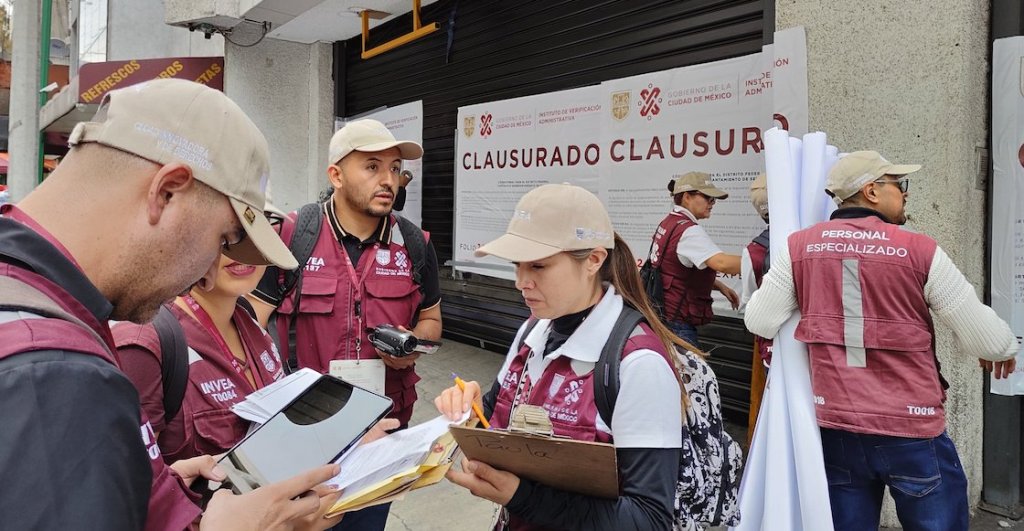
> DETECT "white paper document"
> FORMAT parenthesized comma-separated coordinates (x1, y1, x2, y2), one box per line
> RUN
(330, 412, 470, 495)
(230, 367, 321, 423)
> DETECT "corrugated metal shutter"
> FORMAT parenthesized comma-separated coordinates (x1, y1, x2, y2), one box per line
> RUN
(339, 0, 769, 421)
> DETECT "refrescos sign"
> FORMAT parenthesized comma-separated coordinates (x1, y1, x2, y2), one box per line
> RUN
(454, 27, 808, 313)
(78, 57, 224, 104)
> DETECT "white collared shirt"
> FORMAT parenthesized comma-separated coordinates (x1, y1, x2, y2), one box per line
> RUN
(496, 286, 682, 449)
(670, 205, 723, 269)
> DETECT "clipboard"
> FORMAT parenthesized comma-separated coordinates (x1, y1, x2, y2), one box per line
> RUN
(449, 425, 618, 499)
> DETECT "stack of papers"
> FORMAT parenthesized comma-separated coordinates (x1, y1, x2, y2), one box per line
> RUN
(231, 368, 321, 423)
(229, 369, 468, 514)
(326, 412, 470, 516)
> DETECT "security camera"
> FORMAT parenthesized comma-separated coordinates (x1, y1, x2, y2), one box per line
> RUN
(188, 22, 219, 39)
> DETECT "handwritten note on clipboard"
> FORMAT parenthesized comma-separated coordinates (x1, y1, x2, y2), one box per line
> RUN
(449, 425, 619, 499)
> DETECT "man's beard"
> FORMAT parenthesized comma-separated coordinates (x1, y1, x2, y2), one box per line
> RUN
(347, 187, 394, 218)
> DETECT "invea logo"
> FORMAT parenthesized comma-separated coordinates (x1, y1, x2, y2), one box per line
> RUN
(305, 256, 325, 272)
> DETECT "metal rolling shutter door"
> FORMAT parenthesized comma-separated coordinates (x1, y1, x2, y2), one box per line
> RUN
(339, 0, 769, 422)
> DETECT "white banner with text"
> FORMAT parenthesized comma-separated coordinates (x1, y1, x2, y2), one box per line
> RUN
(454, 28, 808, 313)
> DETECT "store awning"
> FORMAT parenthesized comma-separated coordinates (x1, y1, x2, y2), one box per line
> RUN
(40, 56, 225, 134)
(0, 153, 59, 173)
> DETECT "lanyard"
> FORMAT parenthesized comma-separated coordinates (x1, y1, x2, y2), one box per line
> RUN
(182, 295, 247, 377)
(507, 348, 538, 427)
(325, 201, 381, 359)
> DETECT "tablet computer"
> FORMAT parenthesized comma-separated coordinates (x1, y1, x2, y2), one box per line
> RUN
(217, 374, 393, 493)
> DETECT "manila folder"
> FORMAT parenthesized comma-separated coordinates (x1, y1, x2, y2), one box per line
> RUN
(449, 426, 618, 499)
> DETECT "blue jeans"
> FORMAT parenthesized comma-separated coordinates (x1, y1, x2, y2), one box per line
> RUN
(820, 428, 968, 531)
(667, 320, 701, 350)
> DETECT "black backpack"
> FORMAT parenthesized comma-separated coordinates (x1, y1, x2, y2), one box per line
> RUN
(256, 202, 428, 371)
(752, 227, 771, 277)
(639, 220, 688, 318)
(517, 307, 742, 528)
(150, 306, 189, 422)
(138, 297, 258, 423)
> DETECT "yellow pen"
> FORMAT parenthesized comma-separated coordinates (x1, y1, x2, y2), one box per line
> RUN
(452, 373, 491, 429)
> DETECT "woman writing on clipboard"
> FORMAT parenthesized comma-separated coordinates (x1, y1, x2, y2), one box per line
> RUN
(435, 183, 686, 530)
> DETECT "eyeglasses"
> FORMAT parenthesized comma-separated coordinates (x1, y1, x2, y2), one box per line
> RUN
(687, 191, 717, 205)
(874, 177, 910, 193)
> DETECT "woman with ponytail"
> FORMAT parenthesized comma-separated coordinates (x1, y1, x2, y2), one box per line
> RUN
(435, 183, 687, 531)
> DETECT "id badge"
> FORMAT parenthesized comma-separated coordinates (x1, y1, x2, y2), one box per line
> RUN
(329, 359, 386, 395)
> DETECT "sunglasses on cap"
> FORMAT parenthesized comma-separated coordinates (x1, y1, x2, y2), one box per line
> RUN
(874, 176, 910, 193)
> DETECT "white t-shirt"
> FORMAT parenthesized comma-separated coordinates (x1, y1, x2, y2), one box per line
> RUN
(739, 246, 757, 311)
(496, 286, 682, 449)
(671, 206, 723, 269)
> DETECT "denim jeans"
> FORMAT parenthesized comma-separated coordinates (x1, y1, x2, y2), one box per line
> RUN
(820, 428, 968, 531)
(667, 320, 701, 350)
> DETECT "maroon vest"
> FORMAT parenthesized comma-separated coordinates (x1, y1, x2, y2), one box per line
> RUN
(114, 303, 286, 463)
(277, 213, 424, 426)
(489, 320, 669, 531)
(0, 264, 201, 531)
(651, 212, 717, 325)
(789, 215, 944, 438)
(745, 238, 773, 364)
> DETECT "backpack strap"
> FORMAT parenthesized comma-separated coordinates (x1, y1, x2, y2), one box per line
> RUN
(394, 214, 427, 291)
(516, 318, 541, 352)
(593, 306, 645, 425)
(151, 306, 189, 422)
(752, 227, 771, 276)
(0, 275, 115, 363)
(280, 203, 325, 301)
(252, 202, 324, 373)
(235, 296, 257, 321)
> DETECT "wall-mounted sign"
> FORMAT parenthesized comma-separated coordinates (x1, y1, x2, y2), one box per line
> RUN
(78, 56, 224, 104)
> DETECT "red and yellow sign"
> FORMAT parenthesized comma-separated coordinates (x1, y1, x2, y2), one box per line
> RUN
(78, 56, 224, 104)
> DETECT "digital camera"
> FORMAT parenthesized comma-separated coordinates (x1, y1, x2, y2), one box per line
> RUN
(369, 324, 441, 357)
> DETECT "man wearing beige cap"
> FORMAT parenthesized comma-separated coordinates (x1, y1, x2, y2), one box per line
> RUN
(744, 150, 1019, 530)
(645, 171, 740, 348)
(252, 119, 441, 531)
(0, 79, 341, 530)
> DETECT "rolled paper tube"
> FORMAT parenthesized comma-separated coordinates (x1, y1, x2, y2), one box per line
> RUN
(799, 132, 828, 229)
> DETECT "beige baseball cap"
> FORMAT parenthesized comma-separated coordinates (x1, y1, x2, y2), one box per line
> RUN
(750, 173, 768, 218)
(328, 119, 423, 166)
(68, 79, 297, 270)
(670, 171, 729, 199)
(825, 150, 921, 205)
(475, 183, 614, 262)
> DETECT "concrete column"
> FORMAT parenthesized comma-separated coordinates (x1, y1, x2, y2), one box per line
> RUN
(8, 0, 42, 201)
(224, 38, 333, 213)
(775, 0, 991, 523)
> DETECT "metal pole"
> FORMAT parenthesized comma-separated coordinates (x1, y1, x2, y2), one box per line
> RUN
(8, 0, 43, 201)
(38, 0, 53, 184)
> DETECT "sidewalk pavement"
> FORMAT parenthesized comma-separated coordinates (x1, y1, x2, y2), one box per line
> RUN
(382, 339, 1022, 531)
(384, 340, 503, 531)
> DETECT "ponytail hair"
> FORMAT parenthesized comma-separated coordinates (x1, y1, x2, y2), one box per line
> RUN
(572, 233, 702, 409)
(601, 233, 703, 358)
